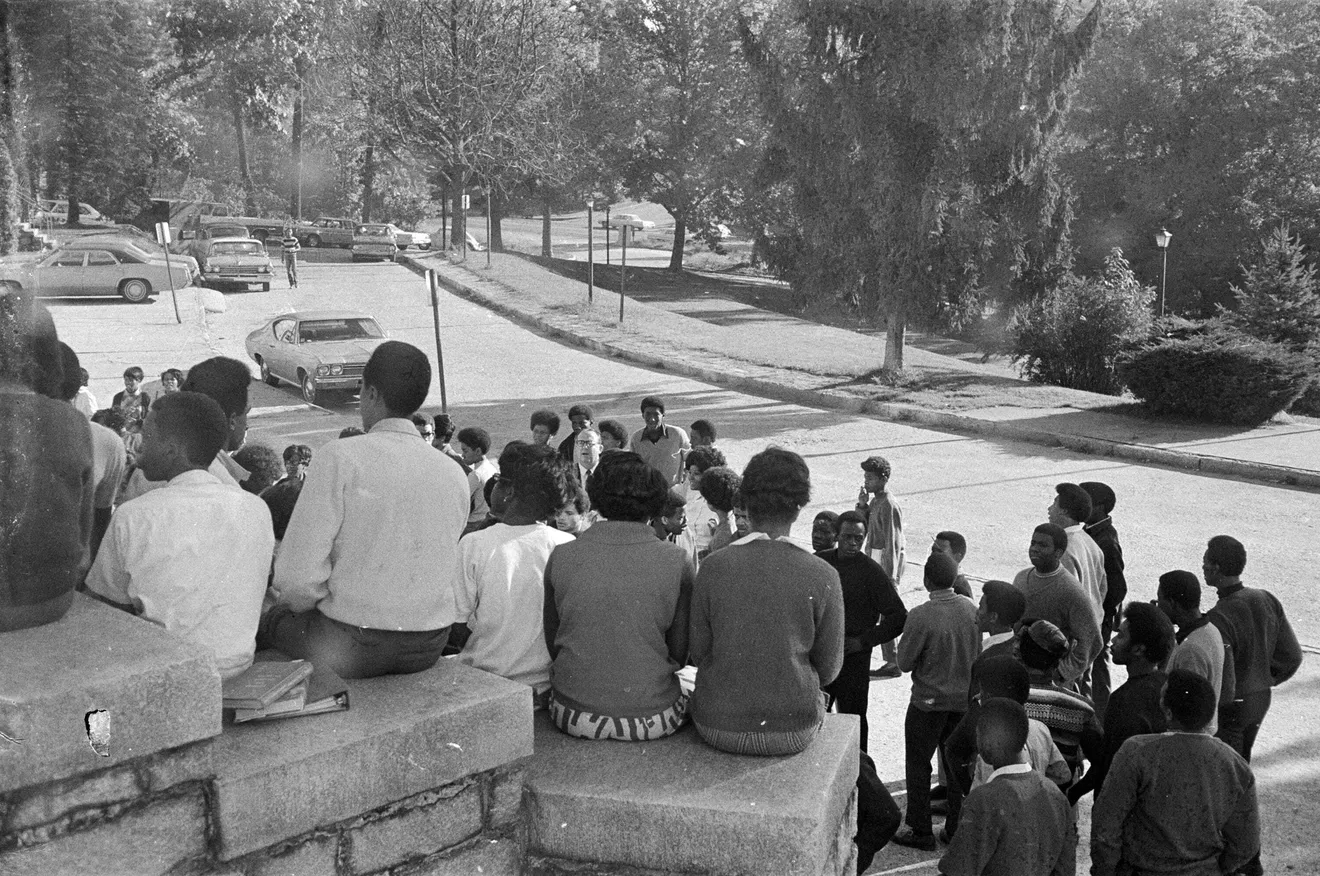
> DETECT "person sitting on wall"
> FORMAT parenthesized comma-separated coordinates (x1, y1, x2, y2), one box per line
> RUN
(688, 447, 845, 756)
(543, 451, 694, 741)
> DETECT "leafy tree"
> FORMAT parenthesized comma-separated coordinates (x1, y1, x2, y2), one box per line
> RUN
(11, 0, 171, 222)
(1009, 249, 1155, 394)
(1062, 0, 1320, 313)
(741, 0, 1098, 371)
(601, 0, 764, 270)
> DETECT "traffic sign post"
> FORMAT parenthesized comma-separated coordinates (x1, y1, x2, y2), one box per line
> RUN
(619, 223, 627, 323)
(425, 270, 449, 412)
(155, 221, 181, 324)
(586, 201, 594, 304)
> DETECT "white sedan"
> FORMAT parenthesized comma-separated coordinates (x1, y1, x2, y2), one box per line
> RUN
(606, 213, 656, 231)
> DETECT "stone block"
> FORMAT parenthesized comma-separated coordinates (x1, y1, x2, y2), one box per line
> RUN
(484, 764, 526, 832)
(402, 836, 522, 876)
(0, 595, 222, 794)
(347, 781, 482, 873)
(3, 764, 142, 832)
(0, 789, 208, 876)
(211, 660, 532, 859)
(247, 833, 339, 876)
(139, 740, 215, 794)
(525, 713, 859, 876)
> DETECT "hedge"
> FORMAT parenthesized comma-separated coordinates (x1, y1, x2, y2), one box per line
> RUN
(1116, 329, 1312, 426)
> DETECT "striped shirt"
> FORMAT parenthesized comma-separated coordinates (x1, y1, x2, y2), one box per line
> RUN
(281, 234, 300, 255)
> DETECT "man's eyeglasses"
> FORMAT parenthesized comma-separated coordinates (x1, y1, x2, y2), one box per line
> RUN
(420, 430, 435, 440)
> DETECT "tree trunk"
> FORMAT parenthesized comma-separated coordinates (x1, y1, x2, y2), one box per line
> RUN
(541, 198, 552, 257)
(883, 312, 906, 371)
(451, 166, 467, 249)
(0, 140, 18, 255)
(361, 143, 376, 222)
(288, 55, 307, 220)
(668, 215, 685, 271)
(232, 95, 255, 215)
(489, 190, 504, 253)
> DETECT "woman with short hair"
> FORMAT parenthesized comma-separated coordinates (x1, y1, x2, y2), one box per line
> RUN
(543, 451, 693, 741)
(688, 446, 845, 755)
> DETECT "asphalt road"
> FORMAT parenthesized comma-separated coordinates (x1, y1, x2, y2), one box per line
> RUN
(47, 259, 1320, 876)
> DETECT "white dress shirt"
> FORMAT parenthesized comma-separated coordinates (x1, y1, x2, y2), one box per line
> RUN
(85, 469, 275, 678)
(272, 417, 470, 630)
(454, 522, 574, 690)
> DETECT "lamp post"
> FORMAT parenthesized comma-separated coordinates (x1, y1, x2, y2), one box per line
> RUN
(1154, 227, 1172, 317)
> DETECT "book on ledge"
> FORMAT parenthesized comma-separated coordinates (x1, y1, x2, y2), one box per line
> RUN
(221, 659, 313, 711)
(233, 662, 350, 723)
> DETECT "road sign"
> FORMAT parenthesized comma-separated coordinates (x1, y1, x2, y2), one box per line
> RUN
(154, 222, 172, 245)
(462, 195, 470, 210)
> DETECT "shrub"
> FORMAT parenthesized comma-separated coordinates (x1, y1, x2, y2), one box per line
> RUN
(1009, 249, 1155, 395)
(1116, 327, 1312, 426)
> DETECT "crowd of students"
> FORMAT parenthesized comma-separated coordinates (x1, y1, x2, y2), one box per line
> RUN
(1, 292, 1305, 876)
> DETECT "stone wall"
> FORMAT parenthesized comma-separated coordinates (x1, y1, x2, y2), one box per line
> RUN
(2, 596, 861, 876)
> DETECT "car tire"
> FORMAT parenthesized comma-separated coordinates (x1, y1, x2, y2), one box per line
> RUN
(262, 283, 270, 292)
(308, 234, 322, 248)
(120, 278, 151, 303)
(258, 357, 279, 387)
(300, 371, 319, 405)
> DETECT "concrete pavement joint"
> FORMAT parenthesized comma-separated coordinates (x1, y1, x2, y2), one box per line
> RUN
(398, 252, 1320, 493)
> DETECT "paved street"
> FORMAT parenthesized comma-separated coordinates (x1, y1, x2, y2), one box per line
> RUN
(47, 259, 1320, 875)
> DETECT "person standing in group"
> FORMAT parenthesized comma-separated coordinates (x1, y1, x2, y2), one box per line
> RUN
(817, 510, 906, 752)
(1157, 569, 1233, 735)
(557, 403, 594, 462)
(112, 365, 150, 429)
(629, 395, 690, 487)
(263, 341, 470, 679)
(856, 455, 905, 679)
(281, 225, 301, 288)
(1012, 523, 1102, 689)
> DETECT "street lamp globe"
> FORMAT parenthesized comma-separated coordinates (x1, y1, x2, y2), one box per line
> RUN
(1155, 228, 1172, 249)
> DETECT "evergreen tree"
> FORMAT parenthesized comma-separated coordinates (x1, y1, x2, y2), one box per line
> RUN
(740, 0, 1098, 370)
(1229, 224, 1320, 350)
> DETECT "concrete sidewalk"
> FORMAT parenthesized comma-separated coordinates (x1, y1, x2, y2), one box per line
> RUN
(401, 250, 1320, 491)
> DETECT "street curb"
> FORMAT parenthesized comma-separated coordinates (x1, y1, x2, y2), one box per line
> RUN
(399, 253, 1320, 492)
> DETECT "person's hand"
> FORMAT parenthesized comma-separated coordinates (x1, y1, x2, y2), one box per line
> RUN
(856, 486, 870, 510)
(844, 636, 864, 655)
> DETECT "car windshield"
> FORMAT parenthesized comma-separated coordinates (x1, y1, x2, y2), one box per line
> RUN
(212, 241, 266, 256)
(298, 318, 384, 343)
(356, 225, 390, 236)
(210, 227, 248, 238)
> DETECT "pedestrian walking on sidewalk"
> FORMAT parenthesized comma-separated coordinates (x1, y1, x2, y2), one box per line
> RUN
(281, 226, 301, 288)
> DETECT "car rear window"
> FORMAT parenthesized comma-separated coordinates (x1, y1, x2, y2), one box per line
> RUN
(212, 242, 266, 255)
(356, 225, 391, 236)
(298, 318, 385, 342)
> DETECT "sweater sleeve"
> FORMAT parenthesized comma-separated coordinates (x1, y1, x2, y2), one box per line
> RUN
(542, 552, 561, 658)
(1100, 537, 1126, 618)
(1268, 592, 1303, 686)
(666, 553, 694, 666)
(688, 562, 712, 667)
(936, 788, 997, 876)
(1057, 589, 1102, 686)
(896, 606, 925, 674)
(860, 565, 907, 649)
(1219, 766, 1260, 874)
(810, 569, 845, 687)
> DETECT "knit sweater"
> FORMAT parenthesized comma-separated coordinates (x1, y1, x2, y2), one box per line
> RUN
(897, 589, 979, 712)
(1012, 565, 1102, 685)
(543, 521, 693, 717)
(689, 536, 844, 734)
(1207, 583, 1302, 698)
(816, 548, 906, 648)
(938, 767, 1075, 876)
(1061, 524, 1107, 626)
(1091, 733, 1258, 876)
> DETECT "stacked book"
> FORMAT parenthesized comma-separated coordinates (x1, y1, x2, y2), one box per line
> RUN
(221, 657, 350, 723)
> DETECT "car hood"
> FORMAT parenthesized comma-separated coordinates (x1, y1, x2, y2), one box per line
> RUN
(304, 338, 387, 362)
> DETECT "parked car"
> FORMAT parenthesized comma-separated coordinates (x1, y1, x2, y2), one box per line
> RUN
(196, 237, 275, 292)
(64, 232, 201, 280)
(383, 223, 431, 250)
(245, 310, 389, 404)
(297, 216, 357, 248)
(604, 213, 655, 231)
(0, 243, 193, 303)
(33, 199, 116, 227)
(173, 223, 250, 259)
(351, 224, 398, 262)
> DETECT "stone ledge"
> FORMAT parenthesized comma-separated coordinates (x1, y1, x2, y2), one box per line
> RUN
(0, 595, 221, 794)
(210, 660, 533, 859)
(524, 713, 859, 876)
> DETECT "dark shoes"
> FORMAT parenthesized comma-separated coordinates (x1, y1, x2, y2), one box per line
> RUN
(869, 663, 902, 679)
(890, 827, 938, 852)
